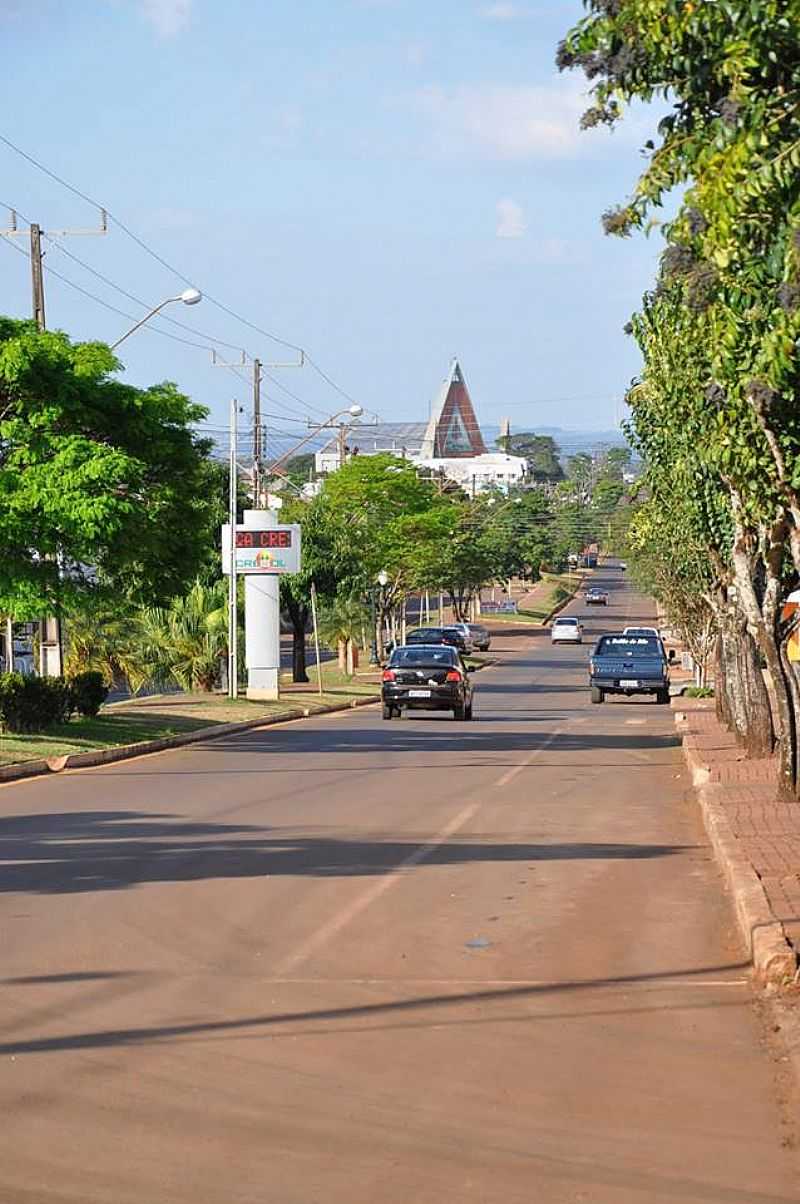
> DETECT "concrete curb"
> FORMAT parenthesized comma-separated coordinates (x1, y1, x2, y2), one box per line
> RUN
(0, 695, 380, 786)
(674, 709, 797, 985)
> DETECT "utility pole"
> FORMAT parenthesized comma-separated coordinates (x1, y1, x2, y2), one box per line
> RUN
(27, 222, 53, 672)
(2, 208, 106, 678)
(252, 358, 263, 505)
(30, 224, 46, 331)
(212, 350, 301, 504)
(228, 399, 239, 700)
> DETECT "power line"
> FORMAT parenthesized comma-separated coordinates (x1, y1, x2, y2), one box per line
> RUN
(4, 214, 332, 424)
(0, 131, 368, 410)
(1, 224, 231, 353)
(4, 201, 351, 422)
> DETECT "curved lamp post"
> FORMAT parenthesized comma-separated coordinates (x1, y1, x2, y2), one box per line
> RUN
(267, 404, 364, 481)
(111, 287, 202, 350)
(370, 569, 389, 665)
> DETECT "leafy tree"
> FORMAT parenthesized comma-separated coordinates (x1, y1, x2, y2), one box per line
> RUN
(198, 459, 254, 584)
(497, 433, 564, 482)
(603, 446, 632, 479)
(321, 455, 448, 646)
(0, 320, 215, 619)
(480, 489, 554, 588)
(283, 453, 316, 489)
(550, 494, 593, 569)
(565, 453, 594, 498)
(560, 0, 800, 794)
(278, 493, 347, 682)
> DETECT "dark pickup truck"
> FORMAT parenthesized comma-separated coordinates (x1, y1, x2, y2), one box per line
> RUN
(589, 635, 670, 705)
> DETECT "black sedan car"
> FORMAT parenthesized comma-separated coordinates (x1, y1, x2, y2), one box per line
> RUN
(405, 626, 469, 653)
(382, 645, 474, 720)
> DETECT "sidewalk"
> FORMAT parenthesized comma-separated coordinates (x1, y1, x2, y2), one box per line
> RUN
(675, 698, 799, 983)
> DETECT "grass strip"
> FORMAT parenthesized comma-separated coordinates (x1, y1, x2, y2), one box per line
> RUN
(0, 689, 377, 768)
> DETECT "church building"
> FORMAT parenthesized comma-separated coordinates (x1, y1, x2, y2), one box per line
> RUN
(316, 358, 490, 471)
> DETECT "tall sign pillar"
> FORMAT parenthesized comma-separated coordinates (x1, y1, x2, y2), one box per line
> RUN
(222, 509, 302, 702)
(243, 509, 281, 700)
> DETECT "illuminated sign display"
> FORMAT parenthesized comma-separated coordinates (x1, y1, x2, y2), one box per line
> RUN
(222, 525, 302, 575)
(235, 530, 293, 550)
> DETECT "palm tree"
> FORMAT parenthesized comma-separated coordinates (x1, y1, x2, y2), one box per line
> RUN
(132, 580, 229, 693)
(317, 596, 369, 675)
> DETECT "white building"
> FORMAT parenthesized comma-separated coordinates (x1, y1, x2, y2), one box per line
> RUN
(414, 452, 527, 495)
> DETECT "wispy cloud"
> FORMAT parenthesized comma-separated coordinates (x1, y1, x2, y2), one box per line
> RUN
(480, 3, 529, 19)
(416, 78, 586, 160)
(140, 0, 191, 37)
(496, 198, 527, 239)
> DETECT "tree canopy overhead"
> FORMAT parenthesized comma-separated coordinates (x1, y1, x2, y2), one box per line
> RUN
(560, 0, 800, 793)
(0, 319, 216, 618)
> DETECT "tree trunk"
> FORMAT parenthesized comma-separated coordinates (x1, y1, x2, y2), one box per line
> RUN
(715, 607, 774, 757)
(714, 634, 734, 731)
(731, 519, 795, 795)
(284, 596, 309, 683)
(337, 639, 347, 672)
(292, 629, 308, 683)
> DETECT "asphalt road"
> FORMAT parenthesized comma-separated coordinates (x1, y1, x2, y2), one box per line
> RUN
(0, 566, 797, 1203)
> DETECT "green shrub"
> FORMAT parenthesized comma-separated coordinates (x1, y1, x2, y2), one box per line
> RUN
(0, 673, 74, 732)
(68, 670, 109, 717)
(684, 685, 715, 698)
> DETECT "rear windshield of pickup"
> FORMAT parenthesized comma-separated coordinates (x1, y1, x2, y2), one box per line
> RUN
(595, 636, 663, 659)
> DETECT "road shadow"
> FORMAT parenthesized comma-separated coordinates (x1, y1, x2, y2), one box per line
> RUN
(475, 682, 588, 695)
(201, 726, 682, 758)
(0, 958, 749, 1058)
(0, 809, 688, 895)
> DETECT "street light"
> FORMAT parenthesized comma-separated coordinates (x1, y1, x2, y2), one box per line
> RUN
(267, 405, 365, 483)
(370, 569, 390, 665)
(111, 288, 202, 350)
(335, 404, 363, 467)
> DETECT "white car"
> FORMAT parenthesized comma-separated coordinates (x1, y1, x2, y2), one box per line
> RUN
(623, 626, 659, 638)
(551, 616, 583, 644)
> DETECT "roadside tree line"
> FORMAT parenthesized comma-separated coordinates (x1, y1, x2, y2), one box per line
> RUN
(560, 1, 800, 794)
(0, 313, 631, 699)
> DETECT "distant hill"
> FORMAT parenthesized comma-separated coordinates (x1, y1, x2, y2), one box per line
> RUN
(482, 425, 633, 461)
(214, 422, 634, 467)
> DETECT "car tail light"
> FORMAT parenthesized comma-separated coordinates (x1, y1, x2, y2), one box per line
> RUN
(445, 670, 462, 682)
(382, 669, 396, 682)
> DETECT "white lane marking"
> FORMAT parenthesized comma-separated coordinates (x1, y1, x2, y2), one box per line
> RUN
(625, 719, 646, 726)
(275, 720, 575, 975)
(238, 977, 749, 989)
(495, 728, 565, 788)
(275, 800, 481, 976)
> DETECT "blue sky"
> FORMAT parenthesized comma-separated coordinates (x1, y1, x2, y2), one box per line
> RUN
(1, 0, 667, 451)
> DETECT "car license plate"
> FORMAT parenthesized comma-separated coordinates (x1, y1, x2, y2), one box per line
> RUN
(409, 689, 431, 698)
(619, 679, 639, 688)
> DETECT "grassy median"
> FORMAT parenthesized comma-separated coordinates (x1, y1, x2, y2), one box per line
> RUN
(484, 572, 583, 625)
(0, 663, 380, 768)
